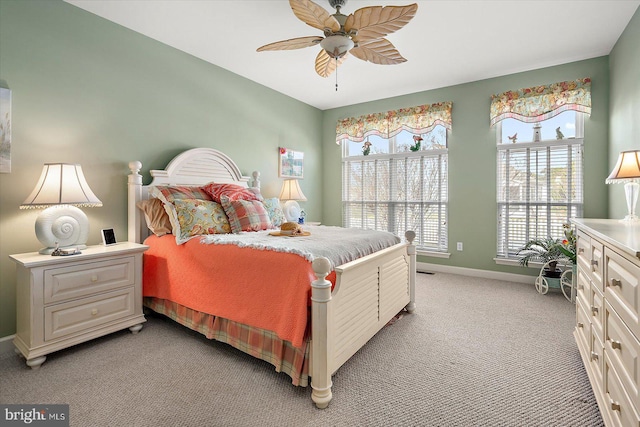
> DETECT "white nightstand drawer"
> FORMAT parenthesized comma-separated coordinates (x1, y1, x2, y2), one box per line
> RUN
(44, 256, 135, 304)
(44, 287, 135, 341)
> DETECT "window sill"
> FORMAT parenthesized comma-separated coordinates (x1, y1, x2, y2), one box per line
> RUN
(417, 250, 450, 259)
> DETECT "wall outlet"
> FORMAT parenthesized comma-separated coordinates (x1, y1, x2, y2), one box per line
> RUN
(457, 242, 463, 251)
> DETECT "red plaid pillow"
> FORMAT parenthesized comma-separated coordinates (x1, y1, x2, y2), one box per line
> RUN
(202, 183, 260, 203)
(220, 196, 272, 233)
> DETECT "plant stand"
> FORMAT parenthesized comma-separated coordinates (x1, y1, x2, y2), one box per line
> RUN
(534, 260, 576, 303)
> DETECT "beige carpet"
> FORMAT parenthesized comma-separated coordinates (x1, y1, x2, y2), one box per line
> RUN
(0, 272, 602, 427)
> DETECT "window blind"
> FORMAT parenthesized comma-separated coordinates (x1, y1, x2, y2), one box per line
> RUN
(497, 141, 583, 258)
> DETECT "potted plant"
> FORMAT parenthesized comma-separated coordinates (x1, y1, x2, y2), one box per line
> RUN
(517, 237, 566, 278)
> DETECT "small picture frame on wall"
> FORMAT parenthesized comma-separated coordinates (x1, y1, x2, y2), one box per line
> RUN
(278, 147, 304, 178)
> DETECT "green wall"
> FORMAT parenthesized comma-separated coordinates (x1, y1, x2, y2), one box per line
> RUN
(609, 6, 640, 219)
(321, 57, 611, 274)
(0, 0, 322, 337)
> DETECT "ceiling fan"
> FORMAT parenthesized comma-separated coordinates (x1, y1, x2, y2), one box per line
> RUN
(257, 0, 418, 78)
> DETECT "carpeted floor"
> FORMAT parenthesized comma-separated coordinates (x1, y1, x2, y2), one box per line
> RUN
(0, 272, 602, 427)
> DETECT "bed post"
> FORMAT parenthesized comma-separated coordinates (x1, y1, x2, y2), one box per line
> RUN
(128, 161, 143, 243)
(310, 257, 333, 409)
(405, 230, 417, 313)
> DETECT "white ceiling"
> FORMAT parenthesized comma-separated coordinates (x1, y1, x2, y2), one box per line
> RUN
(65, 0, 639, 110)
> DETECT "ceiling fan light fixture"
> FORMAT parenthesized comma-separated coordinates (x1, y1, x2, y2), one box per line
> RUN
(320, 34, 354, 59)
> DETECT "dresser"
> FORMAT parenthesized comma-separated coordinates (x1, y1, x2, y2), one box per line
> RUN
(572, 219, 640, 427)
(10, 242, 148, 369)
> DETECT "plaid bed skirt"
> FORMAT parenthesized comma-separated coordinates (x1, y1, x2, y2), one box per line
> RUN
(144, 297, 310, 387)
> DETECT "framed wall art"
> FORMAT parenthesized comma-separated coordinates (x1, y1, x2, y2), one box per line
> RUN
(278, 147, 304, 178)
(0, 87, 11, 174)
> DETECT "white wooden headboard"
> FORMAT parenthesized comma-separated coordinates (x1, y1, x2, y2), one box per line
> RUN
(128, 147, 260, 243)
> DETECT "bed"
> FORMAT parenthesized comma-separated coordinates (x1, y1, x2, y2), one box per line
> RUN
(127, 147, 416, 408)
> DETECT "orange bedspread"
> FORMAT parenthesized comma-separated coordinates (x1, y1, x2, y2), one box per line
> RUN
(143, 234, 335, 349)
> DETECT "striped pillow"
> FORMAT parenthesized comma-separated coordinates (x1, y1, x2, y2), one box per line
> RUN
(220, 196, 272, 233)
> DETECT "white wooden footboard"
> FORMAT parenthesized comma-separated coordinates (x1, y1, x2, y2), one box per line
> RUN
(310, 231, 417, 409)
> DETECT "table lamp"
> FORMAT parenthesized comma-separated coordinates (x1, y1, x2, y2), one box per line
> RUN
(279, 179, 307, 222)
(606, 150, 640, 222)
(20, 163, 103, 254)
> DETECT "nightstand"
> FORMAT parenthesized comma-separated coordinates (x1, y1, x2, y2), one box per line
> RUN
(9, 242, 148, 369)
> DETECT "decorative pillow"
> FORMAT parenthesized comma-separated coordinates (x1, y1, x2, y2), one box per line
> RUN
(136, 198, 172, 236)
(150, 185, 211, 205)
(202, 183, 260, 204)
(220, 196, 272, 233)
(262, 198, 286, 228)
(171, 199, 231, 244)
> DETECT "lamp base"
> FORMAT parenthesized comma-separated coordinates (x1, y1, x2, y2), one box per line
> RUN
(282, 200, 302, 223)
(35, 205, 90, 254)
(622, 181, 640, 223)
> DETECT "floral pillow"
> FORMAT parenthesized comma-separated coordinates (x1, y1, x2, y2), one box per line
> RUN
(171, 199, 231, 244)
(262, 198, 286, 228)
(202, 183, 260, 204)
(220, 196, 272, 233)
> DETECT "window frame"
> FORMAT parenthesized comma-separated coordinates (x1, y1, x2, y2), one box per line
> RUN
(495, 113, 584, 264)
(341, 129, 449, 254)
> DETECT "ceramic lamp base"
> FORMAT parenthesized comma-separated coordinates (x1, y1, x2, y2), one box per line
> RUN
(35, 205, 90, 254)
(282, 200, 301, 222)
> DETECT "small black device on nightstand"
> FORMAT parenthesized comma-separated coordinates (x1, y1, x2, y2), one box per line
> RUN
(101, 228, 117, 246)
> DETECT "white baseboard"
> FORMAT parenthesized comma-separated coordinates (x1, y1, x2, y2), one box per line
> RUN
(417, 261, 536, 285)
(0, 334, 15, 355)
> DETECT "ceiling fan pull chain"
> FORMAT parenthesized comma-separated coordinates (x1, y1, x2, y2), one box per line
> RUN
(335, 57, 338, 91)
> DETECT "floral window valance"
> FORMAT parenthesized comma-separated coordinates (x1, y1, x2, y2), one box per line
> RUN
(335, 102, 452, 143)
(490, 78, 591, 127)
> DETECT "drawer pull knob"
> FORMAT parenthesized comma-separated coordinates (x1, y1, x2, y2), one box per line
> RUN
(611, 340, 622, 350)
(590, 351, 599, 361)
(611, 401, 621, 412)
(610, 279, 622, 287)
(91, 308, 98, 316)
(591, 306, 599, 315)
(577, 284, 584, 291)
(577, 322, 584, 328)
(591, 260, 598, 267)
(578, 248, 584, 254)
(91, 275, 98, 282)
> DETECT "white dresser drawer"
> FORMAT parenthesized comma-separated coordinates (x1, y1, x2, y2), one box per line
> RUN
(605, 301, 640, 414)
(44, 287, 135, 341)
(591, 331, 604, 395)
(44, 256, 135, 304)
(576, 297, 591, 356)
(592, 286, 604, 343)
(605, 353, 640, 427)
(590, 237, 605, 292)
(577, 266, 591, 310)
(605, 248, 640, 341)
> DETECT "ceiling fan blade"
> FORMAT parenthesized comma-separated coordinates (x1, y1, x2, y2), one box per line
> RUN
(345, 4, 418, 43)
(349, 39, 406, 65)
(315, 48, 347, 77)
(257, 36, 323, 52)
(290, 0, 340, 32)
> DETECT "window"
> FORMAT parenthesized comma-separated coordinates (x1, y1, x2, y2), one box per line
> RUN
(491, 79, 590, 261)
(341, 126, 448, 252)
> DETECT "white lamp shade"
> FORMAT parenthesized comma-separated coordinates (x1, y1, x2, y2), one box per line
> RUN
(21, 163, 102, 208)
(606, 150, 640, 183)
(279, 179, 307, 201)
